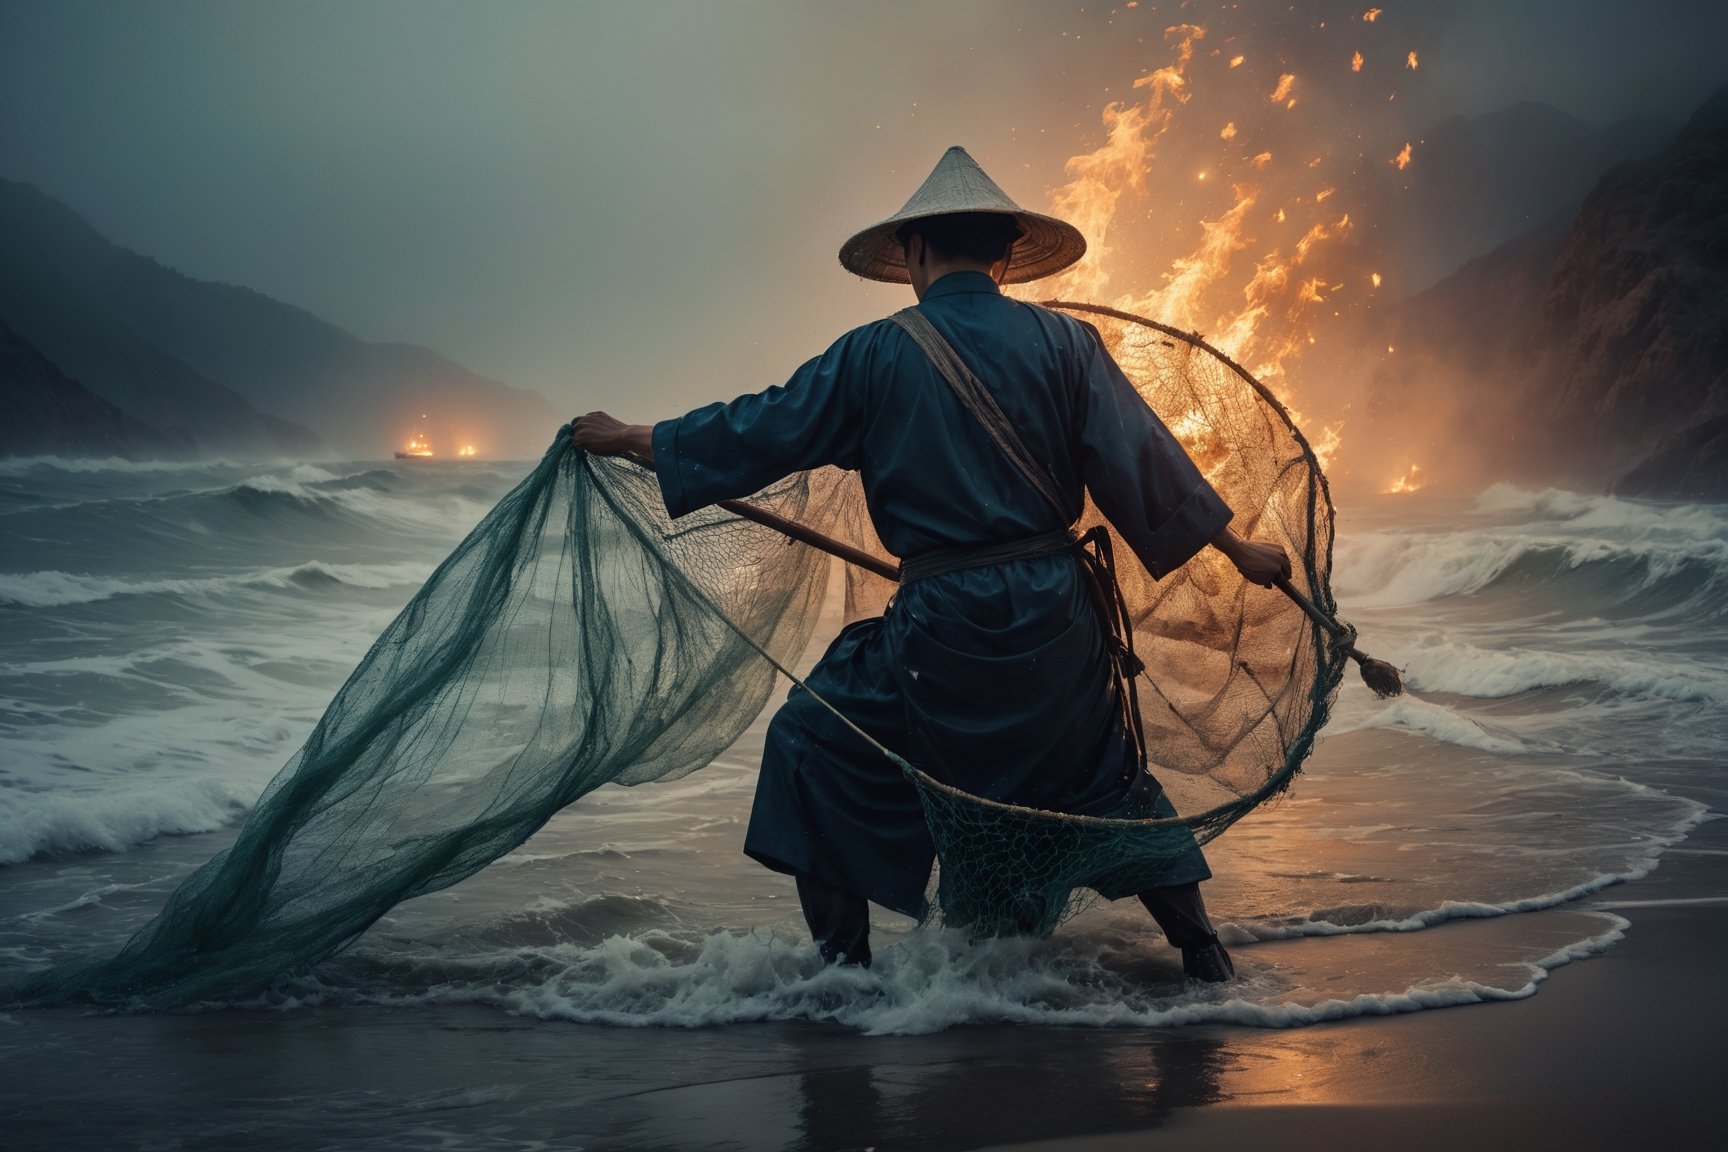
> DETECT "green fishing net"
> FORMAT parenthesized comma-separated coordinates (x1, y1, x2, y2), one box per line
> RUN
(11, 304, 1345, 1007)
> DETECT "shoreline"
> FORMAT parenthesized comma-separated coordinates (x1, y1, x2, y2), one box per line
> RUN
(4, 809, 1722, 1151)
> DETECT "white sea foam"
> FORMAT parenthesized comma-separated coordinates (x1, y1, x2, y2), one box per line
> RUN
(1327, 694, 1529, 753)
(1334, 486, 1728, 609)
(0, 776, 256, 866)
(1474, 485, 1728, 538)
(290, 903, 1634, 1035)
(1390, 633, 1728, 703)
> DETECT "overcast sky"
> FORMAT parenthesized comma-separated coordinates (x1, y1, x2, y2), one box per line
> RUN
(3, 0, 1726, 420)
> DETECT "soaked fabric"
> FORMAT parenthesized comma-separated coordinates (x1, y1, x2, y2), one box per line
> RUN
(10, 292, 1345, 1007)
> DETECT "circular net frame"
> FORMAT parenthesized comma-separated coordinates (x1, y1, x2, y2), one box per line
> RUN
(830, 302, 1351, 937)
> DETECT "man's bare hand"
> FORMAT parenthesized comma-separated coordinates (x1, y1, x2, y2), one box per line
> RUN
(1209, 527, 1292, 588)
(570, 412, 654, 460)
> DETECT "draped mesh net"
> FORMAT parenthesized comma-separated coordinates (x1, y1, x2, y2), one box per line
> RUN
(12, 304, 1346, 1007)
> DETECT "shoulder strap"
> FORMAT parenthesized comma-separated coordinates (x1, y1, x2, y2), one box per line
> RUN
(888, 308, 1070, 523)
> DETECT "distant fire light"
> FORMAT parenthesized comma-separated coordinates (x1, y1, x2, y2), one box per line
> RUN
(1386, 464, 1425, 494)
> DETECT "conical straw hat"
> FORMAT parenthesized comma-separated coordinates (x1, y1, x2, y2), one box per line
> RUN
(839, 146, 1087, 285)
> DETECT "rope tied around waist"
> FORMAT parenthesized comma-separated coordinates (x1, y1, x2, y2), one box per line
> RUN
(897, 524, 1151, 777)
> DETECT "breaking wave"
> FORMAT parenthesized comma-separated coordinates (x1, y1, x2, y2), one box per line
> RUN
(0, 561, 433, 608)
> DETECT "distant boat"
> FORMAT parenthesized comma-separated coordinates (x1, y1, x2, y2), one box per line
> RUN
(396, 418, 435, 460)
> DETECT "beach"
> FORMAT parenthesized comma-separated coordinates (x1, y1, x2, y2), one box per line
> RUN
(4, 814, 1720, 1150)
(2, 458, 1724, 1149)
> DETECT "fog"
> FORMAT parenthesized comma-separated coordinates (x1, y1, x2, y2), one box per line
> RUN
(3, 0, 1724, 460)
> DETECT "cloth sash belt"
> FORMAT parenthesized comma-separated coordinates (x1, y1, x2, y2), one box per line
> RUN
(897, 528, 1078, 585)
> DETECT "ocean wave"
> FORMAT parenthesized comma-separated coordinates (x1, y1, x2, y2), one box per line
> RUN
(1333, 526, 1728, 609)
(1390, 634, 1728, 703)
(0, 560, 432, 608)
(1327, 695, 1529, 753)
(269, 906, 1627, 1034)
(0, 776, 255, 866)
(0, 456, 293, 476)
(1474, 485, 1728, 537)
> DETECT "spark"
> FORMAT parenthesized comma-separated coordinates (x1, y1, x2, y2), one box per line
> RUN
(1371, 272, 1382, 288)
(1221, 121, 1238, 140)
(1251, 151, 1273, 168)
(1269, 73, 1295, 103)
(1393, 141, 1412, 169)
(1406, 50, 1419, 70)
(1363, 7, 1382, 20)
(1351, 51, 1364, 72)
(1230, 54, 1245, 67)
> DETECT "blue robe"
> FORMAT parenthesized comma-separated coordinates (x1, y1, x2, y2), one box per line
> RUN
(653, 271, 1233, 919)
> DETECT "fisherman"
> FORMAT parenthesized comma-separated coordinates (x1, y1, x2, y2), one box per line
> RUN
(573, 146, 1289, 981)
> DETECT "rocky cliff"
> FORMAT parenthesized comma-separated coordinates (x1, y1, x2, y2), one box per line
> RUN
(0, 318, 162, 459)
(1364, 82, 1728, 498)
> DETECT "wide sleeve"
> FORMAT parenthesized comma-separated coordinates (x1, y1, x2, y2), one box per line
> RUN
(1074, 321, 1233, 578)
(651, 329, 870, 518)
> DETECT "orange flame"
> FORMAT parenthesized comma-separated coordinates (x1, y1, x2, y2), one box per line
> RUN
(458, 445, 477, 457)
(1363, 7, 1382, 21)
(1385, 464, 1424, 494)
(1393, 142, 1413, 169)
(1351, 50, 1364, 72)
(1406, 50, 1419, 70)
(1026, 15, 1375, 475)
(1229, 54, 1245, 68)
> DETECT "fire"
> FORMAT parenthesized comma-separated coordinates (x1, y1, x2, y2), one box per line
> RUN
(458, 445, 477, 457)
(1024, 13, 1394, 481)
(398, 415, 435, 459)
(1385, 465, 1425, 494)
(1043, 23, 1205, 299)
(1229, 54, 1245, 68)
(1363, 7, 1382, 21)
(1406, 50, 1419, 70)
(1308, 424, 1343, 472)
(1393, 141, 1412, 169)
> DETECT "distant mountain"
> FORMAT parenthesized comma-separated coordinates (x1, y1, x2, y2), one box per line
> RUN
(0, 179, 557, 459)
(1362, 83, 1728, 498)
(0, 318, 165, 459)
(1370, 102, 1669, 293)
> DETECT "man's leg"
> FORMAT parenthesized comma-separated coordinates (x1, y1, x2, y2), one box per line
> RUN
(1138, 882, 1235, 982)
(795, 872, 873, 968)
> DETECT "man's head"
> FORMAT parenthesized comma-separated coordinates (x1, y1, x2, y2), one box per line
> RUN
(838, 146, 1085, 287)
(896, 212, 1024, 298)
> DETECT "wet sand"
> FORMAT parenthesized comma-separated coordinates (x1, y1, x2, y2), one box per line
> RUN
(5, 808, 1723, 1152)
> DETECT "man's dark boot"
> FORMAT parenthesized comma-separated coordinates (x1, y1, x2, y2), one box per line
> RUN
(795, 872, 873, 968)
(1137, 882, 1235, 983)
